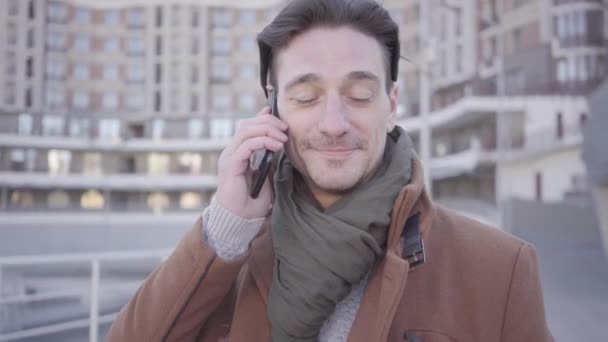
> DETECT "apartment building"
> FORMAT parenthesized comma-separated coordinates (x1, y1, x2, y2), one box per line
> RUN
(397, 0, 606, 214)
(0, 0, 284, 213)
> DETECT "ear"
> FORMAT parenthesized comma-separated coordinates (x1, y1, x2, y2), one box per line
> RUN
(387, 82, 399, 132)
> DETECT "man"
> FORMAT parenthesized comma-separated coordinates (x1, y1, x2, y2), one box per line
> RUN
(108, 0, 553, 341)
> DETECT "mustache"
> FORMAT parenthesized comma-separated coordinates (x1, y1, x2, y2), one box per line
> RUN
(301, 135, 367, 150)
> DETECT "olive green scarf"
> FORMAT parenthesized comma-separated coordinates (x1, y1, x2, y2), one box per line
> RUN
(268, 127, 413, 342)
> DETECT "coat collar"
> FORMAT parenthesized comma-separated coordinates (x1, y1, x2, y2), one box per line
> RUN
(246, 158, 435, 339)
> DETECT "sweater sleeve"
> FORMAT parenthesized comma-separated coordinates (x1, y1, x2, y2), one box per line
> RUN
(202, 196, 265, 261)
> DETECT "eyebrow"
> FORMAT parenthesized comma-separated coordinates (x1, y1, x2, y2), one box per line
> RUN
(344, 70, 381, 84)
(283, 70, 381, 92)
(284, 73, 322, 92)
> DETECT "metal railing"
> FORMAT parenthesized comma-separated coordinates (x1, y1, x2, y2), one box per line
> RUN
(0, 249, 172, 342)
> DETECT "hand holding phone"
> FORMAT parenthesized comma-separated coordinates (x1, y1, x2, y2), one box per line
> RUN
(214, 89, 287, 219)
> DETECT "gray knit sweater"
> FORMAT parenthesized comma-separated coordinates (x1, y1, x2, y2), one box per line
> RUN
(202, 196, 368, 342)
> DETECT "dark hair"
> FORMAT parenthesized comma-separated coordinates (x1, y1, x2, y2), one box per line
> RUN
(257, 0, 400, 97)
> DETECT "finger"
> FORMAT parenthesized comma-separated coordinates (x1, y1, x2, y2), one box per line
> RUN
(236, 115, 285, 133)
(233, 124, 288, 146)
(233, 136, 284, 162)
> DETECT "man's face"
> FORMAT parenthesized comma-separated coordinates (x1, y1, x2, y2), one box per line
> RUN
(275, 27, 398, 194)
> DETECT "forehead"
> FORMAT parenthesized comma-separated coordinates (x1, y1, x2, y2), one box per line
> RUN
(275, 27, 387, 87)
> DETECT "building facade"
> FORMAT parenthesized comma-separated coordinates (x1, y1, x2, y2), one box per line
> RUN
(0, 0, 285, 213)
(396, 0, 606, 220)
(1, 0, 606, 215)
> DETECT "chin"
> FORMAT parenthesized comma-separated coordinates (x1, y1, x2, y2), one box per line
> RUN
(307, 160, 366, 192)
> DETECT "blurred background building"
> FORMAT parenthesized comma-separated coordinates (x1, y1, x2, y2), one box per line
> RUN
(1, 0, 607, 341)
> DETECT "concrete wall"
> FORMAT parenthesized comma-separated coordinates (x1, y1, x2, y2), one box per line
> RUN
(501, 146, 585, 202)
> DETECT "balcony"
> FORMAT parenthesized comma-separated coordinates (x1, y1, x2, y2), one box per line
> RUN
(0, 173, 217, 192)
(0, 134, 229, 153)
(554, 0, 602, 5)
(557, 35, 605, 49)
(430, 139, 496, 180)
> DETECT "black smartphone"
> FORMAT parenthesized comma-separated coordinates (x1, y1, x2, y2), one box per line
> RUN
(249, 90, 279, 199)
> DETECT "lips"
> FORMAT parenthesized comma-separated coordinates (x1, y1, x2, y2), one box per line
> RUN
(315, 149, 356, 159)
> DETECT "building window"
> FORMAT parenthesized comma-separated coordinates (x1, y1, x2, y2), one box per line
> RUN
(102, 92, 119, 110)
(155, 36, 163, 55)
(104, 64, 119, 81)
(155, 63, 162, 83)
(43, 116, 64, 136)
(8, 0, 18, 15)
(127, 64, 145, 83)
(26, 57, 34, 78)
(188, 118, 204, 139)
(212, 35, 231, 55)
(4, 81, 15, 105)
(7, 22, 17, 45)
(171, 5, 180, 26)
(27, 28, 35, 48)
(28, 0, 35, 19)
(81, 190, 105, 209)
(47, 2, 67, 23)
(126, 90, 145, 111)
(70, 118, 90, 137)
(212, 8, 231, 28)
(46, 59, 66, 79)
(18, 113, 33, 136)
(105, 10, 120, 25)
(48, 150, 71, 176)
(191, 64, 199, 84)
(455, 45, 463, 73)
(513, 28, 522, 52)
(239, 64, 256, 80)
(5, 52, 17, 75)
(25, 88, 33, 108)
(76, 8, 91, 24)
(127, 8, 145, 28)
(148, 153, 169, 175)
(46, 31, 66, 51)
(73, 62, 90, 78)
(212, 92, 231, 112)
(155, 6, 163, 27)
(73, 90, 90, 109)
(191, 37, 200, 55)
(47, 190, 71, 209)
(75, 34, 91, 51)
(45, 86, 65, 108)
(98, 119, 120, 140)
(154, 91, 162, 112)
(240, 9, 256, 26)
(171, 62, 181, 83)
(10, 148, 37, 172)
(127, 37, 145, 56)
(191, 8, 199, 27)
(239, 36, 256, 53)
(10, 191, 35, 209)
(210, 118, 233, 138)
(190, 93, 199, 112)
(180, 192, 202, 209)
(239, 93, 256, 111)
(147, 192, 170, 213)
(83, 154, 103, 176)
(170, 89, 180, 111)
(211, 59, 231, 81)
(179, 153, 203, 176)
(557, 59, 568, 83)
(152, 119, 165, 140)
(105, 37, 120, 53)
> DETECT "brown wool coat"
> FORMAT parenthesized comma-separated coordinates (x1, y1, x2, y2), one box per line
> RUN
(107, 160, 553, 342)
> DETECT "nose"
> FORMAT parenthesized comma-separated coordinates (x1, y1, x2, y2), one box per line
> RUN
(317, 92, 350, 137)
